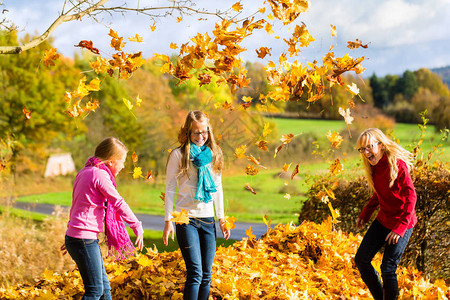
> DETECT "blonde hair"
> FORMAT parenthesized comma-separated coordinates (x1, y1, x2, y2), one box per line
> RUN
(171, 110, 223, 176)
(357, 128, 413, 190)
(94, 137, 128, 163)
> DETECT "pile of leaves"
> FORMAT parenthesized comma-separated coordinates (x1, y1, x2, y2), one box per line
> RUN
(1, 218, 448, 299)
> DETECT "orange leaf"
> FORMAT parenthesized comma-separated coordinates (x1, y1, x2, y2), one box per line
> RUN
(43, 47, 60, 67)
(245, 183, 257, 194)
(246, 226, 256, 240)
(224, 216, 237, 230)
(232, 2, 243, 12)
(22, 106, 32, 120)
(176, 16, 183, 23)
(347, 38, 368, 49)
(160, 192, 165, 202)
(274, 144, 284, 158)
(74, 40, 100, 55)
(128, 34, 143, 43)
(234, 145, 247, 159)
(170, 209, 189, 225)
(145, 170, 153, 180)
(282, 163, 291, 172)
(150, 23, 156, 31)
(256, 47, 271, 59)
(245, 164, 259, 176)
(330, 24, 337, 37)
(132, 152, 138, 163)
(263, 215, 271, 228)
(330, 158, 344, 176)
(255, 140, 268, 151)
(327, 131, 343, 149)
(280, 133, 294, 144)
(170, 42, 178, 49)
(291, 164, 299, 180)
(247, 155, 260, 165)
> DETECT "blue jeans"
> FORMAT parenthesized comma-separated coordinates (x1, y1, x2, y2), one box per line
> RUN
(176, 217, 217, 300)
(65, 235, 112, 300)
(355, 219, 413, 300)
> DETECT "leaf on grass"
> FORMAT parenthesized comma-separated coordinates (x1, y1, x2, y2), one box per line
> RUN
(171, 209, 189, 224)
(284, 193, 291, 200)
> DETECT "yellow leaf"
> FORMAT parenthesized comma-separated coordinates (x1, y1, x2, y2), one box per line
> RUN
(263, 215, 272, 228)
(347, 82, 360, 95)
(282, 163, 291, 172)
(327, 201, 340, 221)
(265, 23, 274, 34)
(330, 24, 337, 37)
(224, 216, 237, 230)
(242, 96, 252, 103)
(136, 254, 153, 267)
(330, 158, 344, 176)
(123, 98, 133, 110)
(150, 23, 156, 31)
(176, 16, 183, 23)
(128, 34, 143, 42)
(86, 77, 101, 91)
(133, 167, 142, 179)
(43, 47, 60, 67)
(262, 122, 272, 137)
(232, 2, 243, 12)
(245, 164, 259, 176)
(170, 209, 189, 224)
(267, 14, 275, 21)
(246, 226, 256, 240)
(234, 145, 247, 159)
(170, 42, 178, 49)
(327, 131, 343, 148)
(258, 7, 266, 14)
(136, 95, 142, 107)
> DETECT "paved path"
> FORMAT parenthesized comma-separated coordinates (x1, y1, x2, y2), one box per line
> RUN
(13, 202, 269, 241)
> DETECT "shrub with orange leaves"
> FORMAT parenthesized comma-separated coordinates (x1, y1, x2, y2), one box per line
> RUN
(1, 217, 448, 299)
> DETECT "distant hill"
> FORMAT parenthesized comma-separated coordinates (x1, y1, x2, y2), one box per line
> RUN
(431, 66, 450, 88)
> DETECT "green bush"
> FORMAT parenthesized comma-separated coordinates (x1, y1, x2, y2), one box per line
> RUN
(298, 161, 450, 281)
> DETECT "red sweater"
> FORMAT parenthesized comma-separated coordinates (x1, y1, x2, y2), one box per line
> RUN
(359, 154, 417, 237)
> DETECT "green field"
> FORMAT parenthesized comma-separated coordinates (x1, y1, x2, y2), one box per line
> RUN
(16, 118, 449, 226)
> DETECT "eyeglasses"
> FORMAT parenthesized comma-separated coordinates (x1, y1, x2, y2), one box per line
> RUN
(191, 131, 209, 137)
(358, 142, 380, 153)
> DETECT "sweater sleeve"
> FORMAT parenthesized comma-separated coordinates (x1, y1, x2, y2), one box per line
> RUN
(213, 173, 225, 220)
(359, 192, 379, 223)
(97, 170, 144, 237)
(165, 150, 180, 221)
(391, 162, 417, 237)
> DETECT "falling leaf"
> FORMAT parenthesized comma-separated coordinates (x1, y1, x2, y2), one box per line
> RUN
(256, 47, 271, 59)
(22, 106, 32, 120)
(145, 170, 153, 180)
(74, 40, 100, 55)
(176, 16, 183, 23)
(150, 23, 156, 31)
(258, 7, 266, 14)
(291, 164, 299, 180)
(282, 163, 291, 172)
(327, 201, 340, 222)
(338, 107, 353, 125)
(128, 34, 143, 42)
(170, 209, 189, 224)
(274, 144, 284, 158)
(246, 226, 256, 240)
(123, 98, 133, 110)
(234, 145, 247, 159)
(280, 133, 294, 144)
(109, 29, 125, 51)
(242, 96, 252, 103)
(43, 47, 60, 67)
(265, 23, 274, 34)
(247, 155, 260, 165)
(232, 2, 243, 12)
(330, 158, 344, 176)
(327, 131, 343, 149)
(160, 192, 165, 202)
(330, 24, 336, 37)
(0, 162, 5, 172)
(224, 216, 237, 230)
(244, 183, 257, 194)
(136, 95, 142, 107)
(347, 38, 368, 49)
(245, 164, 259, 176)
(170, 43, 178, 49)
(132, 152, 138, 163)
(284, 193, 291, 200)
(263, 215, 271, 228)
(255, 140, 268, 151)
(133, 167, 143, 179)
(347, 82, 359, 95)
(262, 123, 272, 137)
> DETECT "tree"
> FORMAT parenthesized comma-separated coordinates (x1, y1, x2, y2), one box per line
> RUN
(395, 70, 418, 100)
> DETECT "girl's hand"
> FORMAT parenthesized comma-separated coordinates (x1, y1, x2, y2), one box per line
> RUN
(163, 221, 175, 246)
(135, 233, 144, 251)
(386, 231, 400, 245)
(356, 218, 365, 230)
(219, 218, 230, 240)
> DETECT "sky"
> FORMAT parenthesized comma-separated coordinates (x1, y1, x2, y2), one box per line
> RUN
(3, 0, 450, 77)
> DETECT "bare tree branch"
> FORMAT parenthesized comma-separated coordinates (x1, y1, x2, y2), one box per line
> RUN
(0, 0, 229, 55)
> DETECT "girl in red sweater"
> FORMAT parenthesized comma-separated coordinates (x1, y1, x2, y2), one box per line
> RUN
(355, 128, 417, 300)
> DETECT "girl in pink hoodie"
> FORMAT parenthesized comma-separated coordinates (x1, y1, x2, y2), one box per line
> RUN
(64, 137, 144, 299)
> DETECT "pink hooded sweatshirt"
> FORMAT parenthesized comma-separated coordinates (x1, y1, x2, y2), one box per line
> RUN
(66, 166, 143, 240)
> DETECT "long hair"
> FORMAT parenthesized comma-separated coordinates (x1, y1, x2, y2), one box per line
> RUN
(357, 128, 413, 190)
(94, 137, 128, 163)
(170, 110, 223, 176)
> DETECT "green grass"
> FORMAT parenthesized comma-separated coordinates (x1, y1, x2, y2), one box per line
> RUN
(0, 206, 49, 221)
(269, 118, 346, 136)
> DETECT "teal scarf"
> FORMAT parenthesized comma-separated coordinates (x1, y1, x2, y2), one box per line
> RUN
(190, 143, 217, 203)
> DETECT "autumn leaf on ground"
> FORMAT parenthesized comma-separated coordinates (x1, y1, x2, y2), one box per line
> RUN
(330, 24, 336, 37)
(160, 192, 165, 202)
(22, 106, 32, 120)
(246, 226, 256, 240)
(347, 82, 360, 95)
(330, 158, 344, 176)
(291, 164, 299, 180)
(43, 47, 60, 67)
(232, 2, 243, 12)
(244, 183, 257, 194)
(255, 140, 268, 151)
(282, 163, 291, 172)
(132, 152, 138, 163)
(347, 38, 368, 49)
(74, 40, 100, 55)
(128, 34, 143, 43)
(234, 145, 247, 159)
(133, 167, 143, 179)
(170, 209, 189, 224)
(224, 216, 237, 230)
(136, 254, 152, 267)
(256, 47, 271, 59)
(327, 131, 343, 148)
(245, 164, 259, 176)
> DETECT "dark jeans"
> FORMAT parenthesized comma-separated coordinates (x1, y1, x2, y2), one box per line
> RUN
(355, 219, 413, 300)
(176, 217, 217, 300)
(65, 235, 112, 300)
